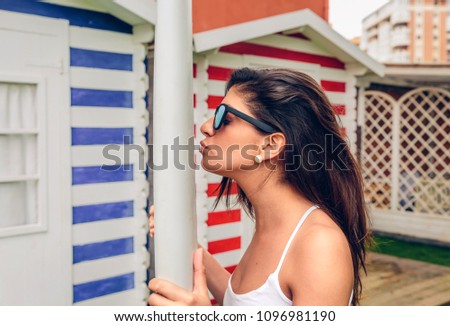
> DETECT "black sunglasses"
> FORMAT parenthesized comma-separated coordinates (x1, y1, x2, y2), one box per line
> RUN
(213, 103, 279, 134)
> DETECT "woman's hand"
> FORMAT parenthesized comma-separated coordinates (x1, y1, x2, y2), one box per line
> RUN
(148, 206, 210, 305)
(148, 205, 154, 238)
(148, 248, 211, 306)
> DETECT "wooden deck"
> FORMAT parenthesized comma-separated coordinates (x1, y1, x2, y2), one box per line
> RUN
(361, 253, 450, 306)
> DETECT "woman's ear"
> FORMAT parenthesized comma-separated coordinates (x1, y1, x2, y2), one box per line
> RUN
(261, 132, 285, 161)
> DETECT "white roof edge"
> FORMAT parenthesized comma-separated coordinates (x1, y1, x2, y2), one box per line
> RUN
(89, 0, 156, 25)
(113, 0, 156, 25)
(193, 9, 384, 77)
(193, 10, 312, 53)
(385, 64, 450, 76)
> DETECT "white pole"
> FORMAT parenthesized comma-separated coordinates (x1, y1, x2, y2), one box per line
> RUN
(152, 0, 197, 290)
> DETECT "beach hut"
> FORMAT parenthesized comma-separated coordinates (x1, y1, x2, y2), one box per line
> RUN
(0, 0, 153, 305)
(0, 0, 383, 306)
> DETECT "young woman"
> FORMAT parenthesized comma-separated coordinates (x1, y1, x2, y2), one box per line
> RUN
(148, 67, 371, 306)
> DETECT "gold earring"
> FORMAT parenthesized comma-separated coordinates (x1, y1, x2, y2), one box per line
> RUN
(254, 155, 262, 164)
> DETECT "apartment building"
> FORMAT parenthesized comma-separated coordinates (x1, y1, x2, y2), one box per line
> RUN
(361, 0, 449, 63)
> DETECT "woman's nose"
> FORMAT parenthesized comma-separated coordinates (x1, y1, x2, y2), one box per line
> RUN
(200, 116, 215, 137)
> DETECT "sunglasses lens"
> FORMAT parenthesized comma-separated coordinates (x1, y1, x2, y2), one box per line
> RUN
(214, 105, 226, 129)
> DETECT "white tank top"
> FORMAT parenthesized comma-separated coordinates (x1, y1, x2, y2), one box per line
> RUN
(223, 205, 354, 306)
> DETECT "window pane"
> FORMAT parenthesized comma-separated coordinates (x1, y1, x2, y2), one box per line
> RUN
(0, 181, 38, 228)
(0, 83, 37, 129)
(0, 135, 37, 176)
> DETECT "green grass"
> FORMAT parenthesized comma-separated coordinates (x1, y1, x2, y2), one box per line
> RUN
(370, 235, 450, 268)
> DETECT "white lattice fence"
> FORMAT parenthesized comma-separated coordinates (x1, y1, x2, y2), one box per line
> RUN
(362, 87, 450, 243)
(397, 88, 450, 215)
(362, 91, 395, 210)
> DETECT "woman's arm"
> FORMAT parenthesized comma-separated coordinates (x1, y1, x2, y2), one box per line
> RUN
(199, 245, 231, 305)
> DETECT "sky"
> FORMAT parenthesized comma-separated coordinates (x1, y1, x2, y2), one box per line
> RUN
(328, 0, 391, 40)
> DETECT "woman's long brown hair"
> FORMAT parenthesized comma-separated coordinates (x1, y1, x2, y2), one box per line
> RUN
(212, 67, 372, 305)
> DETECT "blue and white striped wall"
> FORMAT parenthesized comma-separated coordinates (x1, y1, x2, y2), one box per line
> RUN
(0, 0, 150, 305)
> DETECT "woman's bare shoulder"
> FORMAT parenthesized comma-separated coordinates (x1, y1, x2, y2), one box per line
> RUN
(285, 209, 354, 305)
(300, 209, 350, 253)
(293, 210, 352, 275)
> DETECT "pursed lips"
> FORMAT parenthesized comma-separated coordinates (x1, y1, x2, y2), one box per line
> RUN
(199, 140, 207, 153)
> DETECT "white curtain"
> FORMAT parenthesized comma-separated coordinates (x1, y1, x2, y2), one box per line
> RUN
(0, 83, 38, 228)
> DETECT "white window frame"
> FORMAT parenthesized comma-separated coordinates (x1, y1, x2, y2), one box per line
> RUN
(0, 74, 47, 238)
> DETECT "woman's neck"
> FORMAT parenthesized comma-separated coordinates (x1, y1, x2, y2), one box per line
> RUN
(235, 172, 314, 234)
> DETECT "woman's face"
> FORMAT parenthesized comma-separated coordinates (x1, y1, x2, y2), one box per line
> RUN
(199, 87, 266, 177)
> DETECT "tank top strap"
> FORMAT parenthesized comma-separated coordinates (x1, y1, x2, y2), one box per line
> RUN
(274, 205, 320, 275)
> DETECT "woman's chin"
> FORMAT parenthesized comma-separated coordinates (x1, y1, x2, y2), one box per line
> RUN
(200, 159, 233, 178)
(200, 160, 223, 175)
